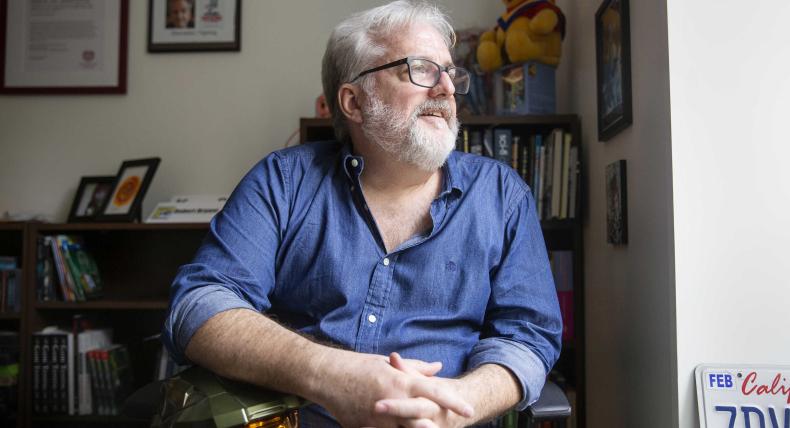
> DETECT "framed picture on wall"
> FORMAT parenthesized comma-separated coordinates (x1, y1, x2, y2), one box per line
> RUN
(595, 0, 632, 141)
(148, 0, 241, 52)
(0, 0, 129, 94)
(97, 158, 161, 222)
(68, 176, 116, 223)
(605, 159, 628, 245)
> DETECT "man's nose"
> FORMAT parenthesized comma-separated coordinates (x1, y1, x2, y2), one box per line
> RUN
(430, 71, 456, 97)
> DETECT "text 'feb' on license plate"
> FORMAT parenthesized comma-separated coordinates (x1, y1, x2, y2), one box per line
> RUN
(696, 364, 790, 428)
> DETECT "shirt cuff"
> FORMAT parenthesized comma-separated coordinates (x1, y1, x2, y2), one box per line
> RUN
(163, 284, 257, 364)
(467, 337, 548, 411)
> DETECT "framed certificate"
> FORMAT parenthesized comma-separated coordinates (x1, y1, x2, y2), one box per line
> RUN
(0, 0, 129, 94)
(148, 0, 241, 52)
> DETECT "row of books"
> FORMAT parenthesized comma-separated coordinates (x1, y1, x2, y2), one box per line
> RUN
(31, 326, 133, 416)
(36, 235, 103, 302)
(0, 331, 19, 420)
(456, 127, 579, 220)
(550, 250, 574, 342)
(0, 257, 21, 313)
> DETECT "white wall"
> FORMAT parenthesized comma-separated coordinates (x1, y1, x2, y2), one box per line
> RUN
(564, 0, 677, 426)
(0, 0, 497, 221)
(667, 1, 790, 426)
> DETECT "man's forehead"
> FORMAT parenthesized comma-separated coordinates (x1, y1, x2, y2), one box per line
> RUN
(382, 23, 452, 63)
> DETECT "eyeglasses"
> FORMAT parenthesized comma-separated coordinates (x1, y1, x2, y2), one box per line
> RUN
(350, 57, 470, 95)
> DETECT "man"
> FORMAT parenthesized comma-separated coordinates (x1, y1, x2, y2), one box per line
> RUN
(163, 1, 561, 427)
(166, 0, 194, 29)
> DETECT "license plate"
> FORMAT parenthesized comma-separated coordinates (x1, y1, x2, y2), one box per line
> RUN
(696, 365, 790, 427)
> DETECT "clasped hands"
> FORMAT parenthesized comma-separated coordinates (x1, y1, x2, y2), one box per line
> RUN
(319, 351, 475, 428)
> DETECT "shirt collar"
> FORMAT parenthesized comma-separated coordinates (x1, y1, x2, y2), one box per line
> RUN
(339, 141, 465, 196)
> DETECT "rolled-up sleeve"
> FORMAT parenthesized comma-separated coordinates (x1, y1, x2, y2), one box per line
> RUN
(162, 153, 291, 364)
(467, 185, 563, 410)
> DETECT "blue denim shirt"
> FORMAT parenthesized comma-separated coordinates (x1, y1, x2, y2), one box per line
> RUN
(163, 141, 561, 417)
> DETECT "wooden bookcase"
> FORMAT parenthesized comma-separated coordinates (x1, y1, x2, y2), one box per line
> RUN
(19, 223, 208, 428)
(300, 115, 586, 428)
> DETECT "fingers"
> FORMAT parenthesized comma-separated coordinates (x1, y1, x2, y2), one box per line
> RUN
(409, 379, 474, 418)
(375, 397, 441, 418)
(375, 398, 442, 428)
(389, 352, 443, 377)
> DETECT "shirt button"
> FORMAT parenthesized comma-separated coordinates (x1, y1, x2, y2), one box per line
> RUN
(350, 185, 355, 192)
(368, 314, 377, 323)
(383, 258, 390, 266)
(351, 159, 359, 168)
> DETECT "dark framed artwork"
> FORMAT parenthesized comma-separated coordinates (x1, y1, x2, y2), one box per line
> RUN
(606, 160, 628, 245)
(0, 0, 128, 94)
(97, 158, 161, 222)
(68, 176, 116, 223)
(148, 0, 241, 52)
(595, 0, 632, 141)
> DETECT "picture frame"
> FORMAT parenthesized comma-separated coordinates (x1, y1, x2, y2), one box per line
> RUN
(605, 159, 628, 245)
(0, 0, 128, 94)
(67, 176, 116, 223)
(148, 0, 241, 52)
(97, 158, 161, 222)
(595, 0, 632, 141)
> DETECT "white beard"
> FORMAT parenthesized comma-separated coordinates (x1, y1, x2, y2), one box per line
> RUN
(361, 96, 459, 172)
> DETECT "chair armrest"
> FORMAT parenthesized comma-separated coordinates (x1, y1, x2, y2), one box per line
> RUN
(525, 380, 571, 420)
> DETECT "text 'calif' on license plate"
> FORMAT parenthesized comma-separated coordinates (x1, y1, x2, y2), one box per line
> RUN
(696, 364, 790, 428)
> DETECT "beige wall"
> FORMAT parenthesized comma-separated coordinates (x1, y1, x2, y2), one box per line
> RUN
(0, 0, 498, 221)
(564, 0, 677, 426)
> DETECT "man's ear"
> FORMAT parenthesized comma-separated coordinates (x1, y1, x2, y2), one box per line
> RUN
(338, 83, 364, 124)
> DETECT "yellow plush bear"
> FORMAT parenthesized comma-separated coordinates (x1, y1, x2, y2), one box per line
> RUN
(477, 0, 566, 72)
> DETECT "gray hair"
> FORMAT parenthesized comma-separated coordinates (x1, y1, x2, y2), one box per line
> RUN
(321, 0, 455, 142)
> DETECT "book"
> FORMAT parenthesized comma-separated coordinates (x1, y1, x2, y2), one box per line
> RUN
(551, 129, 564, 219)
(48, 237, 76, 302)
(482, 128, 494, 158)
(519, 135, 530, 184)
(560, 132, 572, 219)
(511, 135, 519, 170)
(76, 329, 112, 415)
(105, 344, 133, 415)
(540, 134, 552, 219)
(469, 130, 483, 155)
(33, 327, 75, 415)
(64, 237, 103, 299)
(36, 236, 57, 302)
(56, 236, 87, 302)
(567, 147, 579, 219)
(551, 251, 574, 341)
(0, 257, 16, 270)
(87, 350, 105, 415)
(493, 128, 513, 166)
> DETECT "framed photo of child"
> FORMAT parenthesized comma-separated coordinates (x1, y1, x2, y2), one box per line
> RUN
(68, 176, 116, 223)
(147, 0, 241, 52)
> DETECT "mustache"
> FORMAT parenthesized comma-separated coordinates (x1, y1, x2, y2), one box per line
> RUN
(413, 99, 455, 120)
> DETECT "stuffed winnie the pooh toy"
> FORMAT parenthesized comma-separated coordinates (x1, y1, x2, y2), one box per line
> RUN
(477, 0, 566, 72)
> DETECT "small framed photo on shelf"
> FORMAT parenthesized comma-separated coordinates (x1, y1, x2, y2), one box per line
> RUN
(605, 160, 628, 245)
(97, 158, 161, 222)
(595, 0, 632, 141)
(68, 176, 116, 223)
(147, 0, 241, 52)
(0, 0, 129, 94)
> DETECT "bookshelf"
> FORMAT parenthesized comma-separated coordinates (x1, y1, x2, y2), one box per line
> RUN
(19, 222, 208, 428)
(300, 115, 586, 428)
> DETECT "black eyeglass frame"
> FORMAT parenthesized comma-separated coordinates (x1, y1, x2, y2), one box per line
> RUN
(349, 56, 470, 95)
